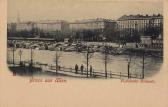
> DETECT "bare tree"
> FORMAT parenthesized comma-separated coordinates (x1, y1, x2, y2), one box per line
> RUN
(12, 47, 15, 65)
(11, 42, 16, 65)
(83, 46, 94, 77)
(29, 47, 34, 73)
(18, 49, 23, 65)
(54, 49, 61, 75)
(126, 51, 147, 79)
(127, 52, 132, 79)
(142, 51, 145, 79)
(102, 45, 111, 78)
(30, 47, 34, 65)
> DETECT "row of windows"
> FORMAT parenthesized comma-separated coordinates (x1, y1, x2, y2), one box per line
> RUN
(117, 19, 163, 26)
(69, 23, 106, 30)
(117, 19, 163, 30)
(36, 24, 62, 31)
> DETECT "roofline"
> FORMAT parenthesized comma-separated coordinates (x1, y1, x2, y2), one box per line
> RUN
(117, 17, 163, 21)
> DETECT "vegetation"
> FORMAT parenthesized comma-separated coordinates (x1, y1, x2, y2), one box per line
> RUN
(7, 24, 163, 43)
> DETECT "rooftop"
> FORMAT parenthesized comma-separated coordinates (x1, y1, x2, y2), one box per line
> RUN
(36, 20, 68, 24)
(118, 14, 163, 21)
(71, 18, 115, 24)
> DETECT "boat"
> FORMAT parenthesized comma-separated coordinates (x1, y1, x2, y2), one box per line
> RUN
(110, 47, 127, 55)
(64, 46, 76, 52)
(151, 52, 163, 58)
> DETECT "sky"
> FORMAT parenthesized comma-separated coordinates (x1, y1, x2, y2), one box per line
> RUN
(7, 0, 163, 22)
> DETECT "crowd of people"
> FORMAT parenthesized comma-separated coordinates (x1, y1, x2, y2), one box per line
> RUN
(75, 64, 93, 76)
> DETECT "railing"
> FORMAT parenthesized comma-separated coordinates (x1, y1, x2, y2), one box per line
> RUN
(8, 60, 143, 79)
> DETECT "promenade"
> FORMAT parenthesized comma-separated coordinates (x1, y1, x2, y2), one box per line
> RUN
(8, 62, 143, 79)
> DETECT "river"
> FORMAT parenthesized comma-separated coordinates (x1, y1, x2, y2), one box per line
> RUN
(7, 48, 163, 77)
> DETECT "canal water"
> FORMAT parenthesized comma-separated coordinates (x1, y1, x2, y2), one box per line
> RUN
(7, 48, 163, 77)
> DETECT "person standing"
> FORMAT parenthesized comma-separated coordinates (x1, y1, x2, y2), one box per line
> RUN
(75, 64, 78, 74)
(90, 65, 92, 77)
(80, 64, 84, 74)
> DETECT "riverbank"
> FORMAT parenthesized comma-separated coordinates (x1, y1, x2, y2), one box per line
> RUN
(8, 63, 143, 79)
(7, 48, 163, 78)
(8, 39, 163, 57)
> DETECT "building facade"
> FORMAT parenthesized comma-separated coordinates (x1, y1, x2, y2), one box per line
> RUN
(117, 14, 163, 37)
(7, 20, 69, 36)
(7, 23, 17, 32)
(69, 18, 116, 32)
(35, 20, 69, 34)
(15, 22, 35, 32)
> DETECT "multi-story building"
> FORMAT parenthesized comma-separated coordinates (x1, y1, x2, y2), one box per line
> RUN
(117, 14, 163, 36)
(15, 22, 35, 32)
(69, 18, 116, 32)
(69, 18, 117, 41)
(35, 20, 69, 35)
(8, 20, 69, 34)
(7, 23, 17, 32)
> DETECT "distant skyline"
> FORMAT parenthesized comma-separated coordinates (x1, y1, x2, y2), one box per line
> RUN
(8, 0, 163, 22)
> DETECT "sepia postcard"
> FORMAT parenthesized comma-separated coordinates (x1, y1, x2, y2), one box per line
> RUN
(0, 0, 168, 107)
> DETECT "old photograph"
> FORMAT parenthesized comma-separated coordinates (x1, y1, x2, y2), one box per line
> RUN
(7, 0, 163, 79)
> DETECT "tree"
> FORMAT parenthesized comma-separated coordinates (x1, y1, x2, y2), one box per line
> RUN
(131, 29, 141, 43)
(83, 46, 94, 77)
(54, 49, 61, 74)
(101, 44, 111, 78)
(12, 46, 15, 65)
(18, 49, 23, 65)
(144, 23, 162, 38)
(29, 47, 34, 73)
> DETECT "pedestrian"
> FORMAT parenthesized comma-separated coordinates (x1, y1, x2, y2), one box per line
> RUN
(58, 65, 61, 71)
(75, 64, 78, 74)
(80, 64, 84, 74)
(136, 43, 138, 48)
(90, 65, 92, 77)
